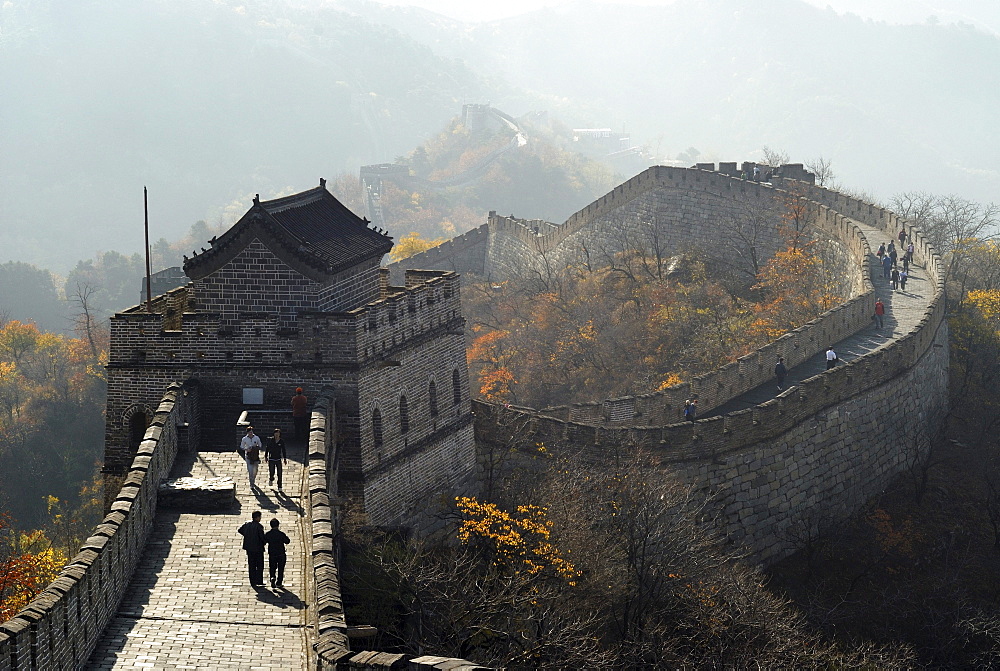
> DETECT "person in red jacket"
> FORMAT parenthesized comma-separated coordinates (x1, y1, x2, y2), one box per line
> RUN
(874, 298, 885, 329)
(291, 387, 309, 441)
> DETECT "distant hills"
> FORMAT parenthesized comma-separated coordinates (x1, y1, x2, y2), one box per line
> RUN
(0, 0, 506, 270)
(359, 0, 1000, 204)
(2, 0, 998, 272)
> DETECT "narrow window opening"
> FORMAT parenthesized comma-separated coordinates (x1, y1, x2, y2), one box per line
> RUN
(400, 395, 410, 434)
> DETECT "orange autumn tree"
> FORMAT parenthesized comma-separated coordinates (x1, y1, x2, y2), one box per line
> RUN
(0, 318, 107, 572)
(455, 496, 579, 585)
(0, 514, 66, 621)
(463, 256, 762, 408)
(468, 327, 518, 402)
(750, 239, 841, 340)
(388, 231, 449, 263)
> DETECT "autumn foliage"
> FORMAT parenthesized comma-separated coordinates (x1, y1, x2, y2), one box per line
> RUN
(456, 496, 578, 584)
(0, 513, 67, 621)
(0, 318, 106, 621)
(465, 232, 842, 408)
(388, 231, 449, 263)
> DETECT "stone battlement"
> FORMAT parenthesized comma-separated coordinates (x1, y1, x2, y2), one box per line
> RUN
(472, 171, 947, 564)
(109, 270, 462, 370)
(0, 384, 191, 670)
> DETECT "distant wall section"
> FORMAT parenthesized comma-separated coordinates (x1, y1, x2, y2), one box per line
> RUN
(389, 165, 858, 294)
(472, 179, 948, 565)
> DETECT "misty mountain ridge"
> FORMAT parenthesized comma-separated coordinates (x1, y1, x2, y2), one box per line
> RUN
(2, 0, 998, 274)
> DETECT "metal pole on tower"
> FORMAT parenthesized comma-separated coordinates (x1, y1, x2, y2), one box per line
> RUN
(144, 186, 152, 313)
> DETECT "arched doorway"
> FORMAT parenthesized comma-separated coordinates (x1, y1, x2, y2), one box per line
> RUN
(125, 405, 152, 453)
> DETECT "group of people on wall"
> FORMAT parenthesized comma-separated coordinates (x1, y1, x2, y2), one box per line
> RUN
(876, 228, 915, 293)
(235, 386, 310, 588)
(237, 387, 309, 492)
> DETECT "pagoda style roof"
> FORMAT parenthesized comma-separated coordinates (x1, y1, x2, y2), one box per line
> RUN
(183, 179, 394, 281)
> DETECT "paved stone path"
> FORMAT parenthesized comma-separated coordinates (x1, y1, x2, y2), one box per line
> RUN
(708, 221, 935, 416)
(86, 442, 311, 670)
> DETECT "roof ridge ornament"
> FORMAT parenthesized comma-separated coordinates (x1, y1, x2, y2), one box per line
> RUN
(320, 177, 327, 189)
(253, 194, 260, 205)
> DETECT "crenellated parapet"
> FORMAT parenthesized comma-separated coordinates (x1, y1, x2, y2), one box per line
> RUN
(0, 384, 191, 670)
(470, 168, 948, 565)
(109, 271, 462, 371)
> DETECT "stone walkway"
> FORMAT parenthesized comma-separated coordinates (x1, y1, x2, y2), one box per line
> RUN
(86, 443, 311, 670)
(708, 222, 935, 416)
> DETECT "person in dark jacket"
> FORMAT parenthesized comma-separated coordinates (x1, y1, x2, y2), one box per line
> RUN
(684, 397, 698, 422)
(774, 357, 787, 390)
(264, 428, 288, 491)
(238, 511, 266, 587)
(881, 253, 893, 279)
(264, 518, 291, 588)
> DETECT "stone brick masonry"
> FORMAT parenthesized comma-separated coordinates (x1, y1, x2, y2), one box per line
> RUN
(0, 385, 189, 670)
(0, 167, 947, 668)
(465, 165, 948, 565)
(105, 265, 475, 528)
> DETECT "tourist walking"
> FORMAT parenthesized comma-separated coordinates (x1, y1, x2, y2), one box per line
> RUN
(826, 346, 838, 369)
(874, 298, 885, 329)
(265, 428, 288, 491)
(881, 254, 893, 279)
(291, 387, 309, 441)
(774, 357, 787, 390)
(264, 519, 291, 589)
(906, 242, 915, 264)
(238, 511, 266, 587)
(240, 426, 262, 491)
(899, 268, 908, 291)
(888, 244, 898, 268)
(891, 267, 900, 290)
(902, 254, 909, 272)
(684, 397, 698, 422)
(876, 242, 885, 260)
(898, 228, 907, 246)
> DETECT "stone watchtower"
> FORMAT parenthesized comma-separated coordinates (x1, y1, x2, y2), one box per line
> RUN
(103, 179, 475, 526)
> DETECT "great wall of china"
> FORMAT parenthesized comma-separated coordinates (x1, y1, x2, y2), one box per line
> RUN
(395, 164, 948, 564)
(0, 164, 947, 669)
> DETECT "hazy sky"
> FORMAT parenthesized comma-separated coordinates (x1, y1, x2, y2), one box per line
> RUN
(371, 0, 1000, 33)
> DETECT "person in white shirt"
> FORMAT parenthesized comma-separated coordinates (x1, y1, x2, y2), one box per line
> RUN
(240, 426, 263, 491)
(826, 347, 838, 370)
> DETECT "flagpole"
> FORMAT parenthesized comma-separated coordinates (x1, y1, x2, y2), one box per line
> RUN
(144, 186, 152, 313)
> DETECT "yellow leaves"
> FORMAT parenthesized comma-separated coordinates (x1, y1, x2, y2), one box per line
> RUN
(470, 330, 517, 401)
(479, 367, 515, 402)
(468, 330, 511, 363)
(751, 238, 843, 337)
(388, 231, 448, 263)
(656, 372, 684, 391)
(455, 497, 579, 585)
(86, 350, 109, 383)
(966, 289, 1000, 322)
(0, 321, 40, 363)
(0, 518, 68, 621)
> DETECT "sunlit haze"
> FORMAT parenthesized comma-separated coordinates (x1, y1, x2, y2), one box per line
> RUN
(371, 0, 1000, 32)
